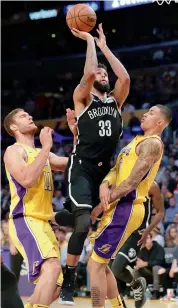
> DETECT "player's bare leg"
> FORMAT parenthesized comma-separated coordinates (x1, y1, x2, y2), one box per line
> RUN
(29, 257, 61, 307)
(26, 286, 60, 308)
(106, 266, 124, 308)
(88, 258, 107, 308)
(88, 258, 124, 308)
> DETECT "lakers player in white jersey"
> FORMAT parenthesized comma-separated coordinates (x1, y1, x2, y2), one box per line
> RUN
(87, 105, 172, 308)
(3, 108, 69, 308)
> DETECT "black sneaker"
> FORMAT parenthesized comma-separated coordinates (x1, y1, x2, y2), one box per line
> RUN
(131, 277, 147, 308)
(59, 285, 75, 306)
(151, 290, 160, 300)
(59, 266, 76, 306)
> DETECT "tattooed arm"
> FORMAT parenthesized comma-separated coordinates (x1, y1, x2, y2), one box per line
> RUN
(72, 29, 98, 116)
(110, 138, 163, 204)
(95, 24, 130, 108)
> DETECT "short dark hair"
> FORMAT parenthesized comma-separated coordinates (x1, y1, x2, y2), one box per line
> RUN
(98, 63, 108, 72)
(4, 108, 24, 136)
(156, 104, 172, 125)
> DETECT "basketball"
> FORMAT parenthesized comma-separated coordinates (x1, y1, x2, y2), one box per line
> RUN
(66, 3, 97, 32)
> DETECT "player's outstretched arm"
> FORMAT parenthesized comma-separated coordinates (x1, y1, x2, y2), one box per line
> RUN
(4, 127, 53, 188)
(72, 29, 98, 116)
(110, 138, 163, 204)
(49, 153, 68, 171)
(95, 23, 130, 108)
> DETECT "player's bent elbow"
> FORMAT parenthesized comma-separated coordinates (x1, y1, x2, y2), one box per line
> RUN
(21, 179, 34, 189)
(123, 74, 130, 87)
(84, 71, 96, 81)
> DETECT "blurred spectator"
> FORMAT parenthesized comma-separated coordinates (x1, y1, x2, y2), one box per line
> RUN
(173, 213, 178, 232)
(151, 226, 165, 247)
(52, 189, 65, 211)
(158, 246, 178, 300)
(173, 182, 178, 205)
(53, 225, 68, 269)
(128, 112, 141, 136)
(136, 234, 165, 298)
(123, 103, 135, 112)
(161, 184, 173, 199)
(1, 220, 9, 249)
(1, 187, 10, 213)
(164, 197, 178, 223)
(165, 226, 178, 248)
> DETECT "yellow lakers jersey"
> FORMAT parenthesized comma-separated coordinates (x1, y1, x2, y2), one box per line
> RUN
(6, 142, 54, 221)
(105, 135, 163, 203)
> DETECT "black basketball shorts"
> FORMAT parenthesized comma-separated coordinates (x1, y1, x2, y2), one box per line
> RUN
(65, 154, 109, 214)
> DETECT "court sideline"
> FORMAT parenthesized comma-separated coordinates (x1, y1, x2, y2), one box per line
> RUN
(22, 297, 178, 308)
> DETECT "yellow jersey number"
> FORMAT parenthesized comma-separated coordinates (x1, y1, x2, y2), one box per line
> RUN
(44, 171, 52, 191)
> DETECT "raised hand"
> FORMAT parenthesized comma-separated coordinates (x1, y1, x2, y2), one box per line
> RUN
(39, 127, 53, 150)
(71, 28, 93, 41)
(66, 108, 78, 137)
(94, 23, 107, 51)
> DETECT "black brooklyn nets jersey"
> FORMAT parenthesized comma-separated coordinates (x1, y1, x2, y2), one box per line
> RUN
(74, 94, 123, 163)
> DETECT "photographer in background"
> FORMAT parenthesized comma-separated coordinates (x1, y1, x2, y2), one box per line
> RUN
(158, 246, 178, 300)
(136, 234, 165, 299)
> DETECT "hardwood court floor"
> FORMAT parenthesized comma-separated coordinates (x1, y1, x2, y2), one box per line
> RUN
(22, 297, 178, 307)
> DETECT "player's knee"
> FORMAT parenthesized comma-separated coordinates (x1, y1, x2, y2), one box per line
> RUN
(75, 213, 91, 233)
(158, 267, 166, 275)
(55, 209, 75, 227)
(42, 258, 61, 279)
(68, 213, 91, 255)
(88, 257, 106, 275)
(68, 231, 88, 255)
(111, 254, 128, 280)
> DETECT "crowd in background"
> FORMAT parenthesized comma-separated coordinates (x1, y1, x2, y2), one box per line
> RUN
(1, 64, 178, 121)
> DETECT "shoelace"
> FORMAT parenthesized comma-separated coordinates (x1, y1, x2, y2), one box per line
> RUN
(133, 286, 143, 301)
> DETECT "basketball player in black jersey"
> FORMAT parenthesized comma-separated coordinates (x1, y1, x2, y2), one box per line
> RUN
(109, 181, 164, 308)
(57, 24, 130, 305)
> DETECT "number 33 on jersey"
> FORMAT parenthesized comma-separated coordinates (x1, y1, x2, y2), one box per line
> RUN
(75, 94, 123, 162)
(99, 120, 112, 137)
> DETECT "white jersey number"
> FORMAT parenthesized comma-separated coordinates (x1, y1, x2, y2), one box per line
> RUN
(99, 120, 112, 137)
(44, 171, 52, 191)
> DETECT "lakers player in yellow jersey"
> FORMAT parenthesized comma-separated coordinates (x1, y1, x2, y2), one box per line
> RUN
(87, 104, 172, 308)
(3, 108, 69, 308)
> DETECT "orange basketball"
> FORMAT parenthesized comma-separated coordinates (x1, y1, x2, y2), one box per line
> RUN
(66, 3, 97, 32)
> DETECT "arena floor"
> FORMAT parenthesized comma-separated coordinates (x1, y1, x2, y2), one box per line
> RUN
(22, 297, 178, 307)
